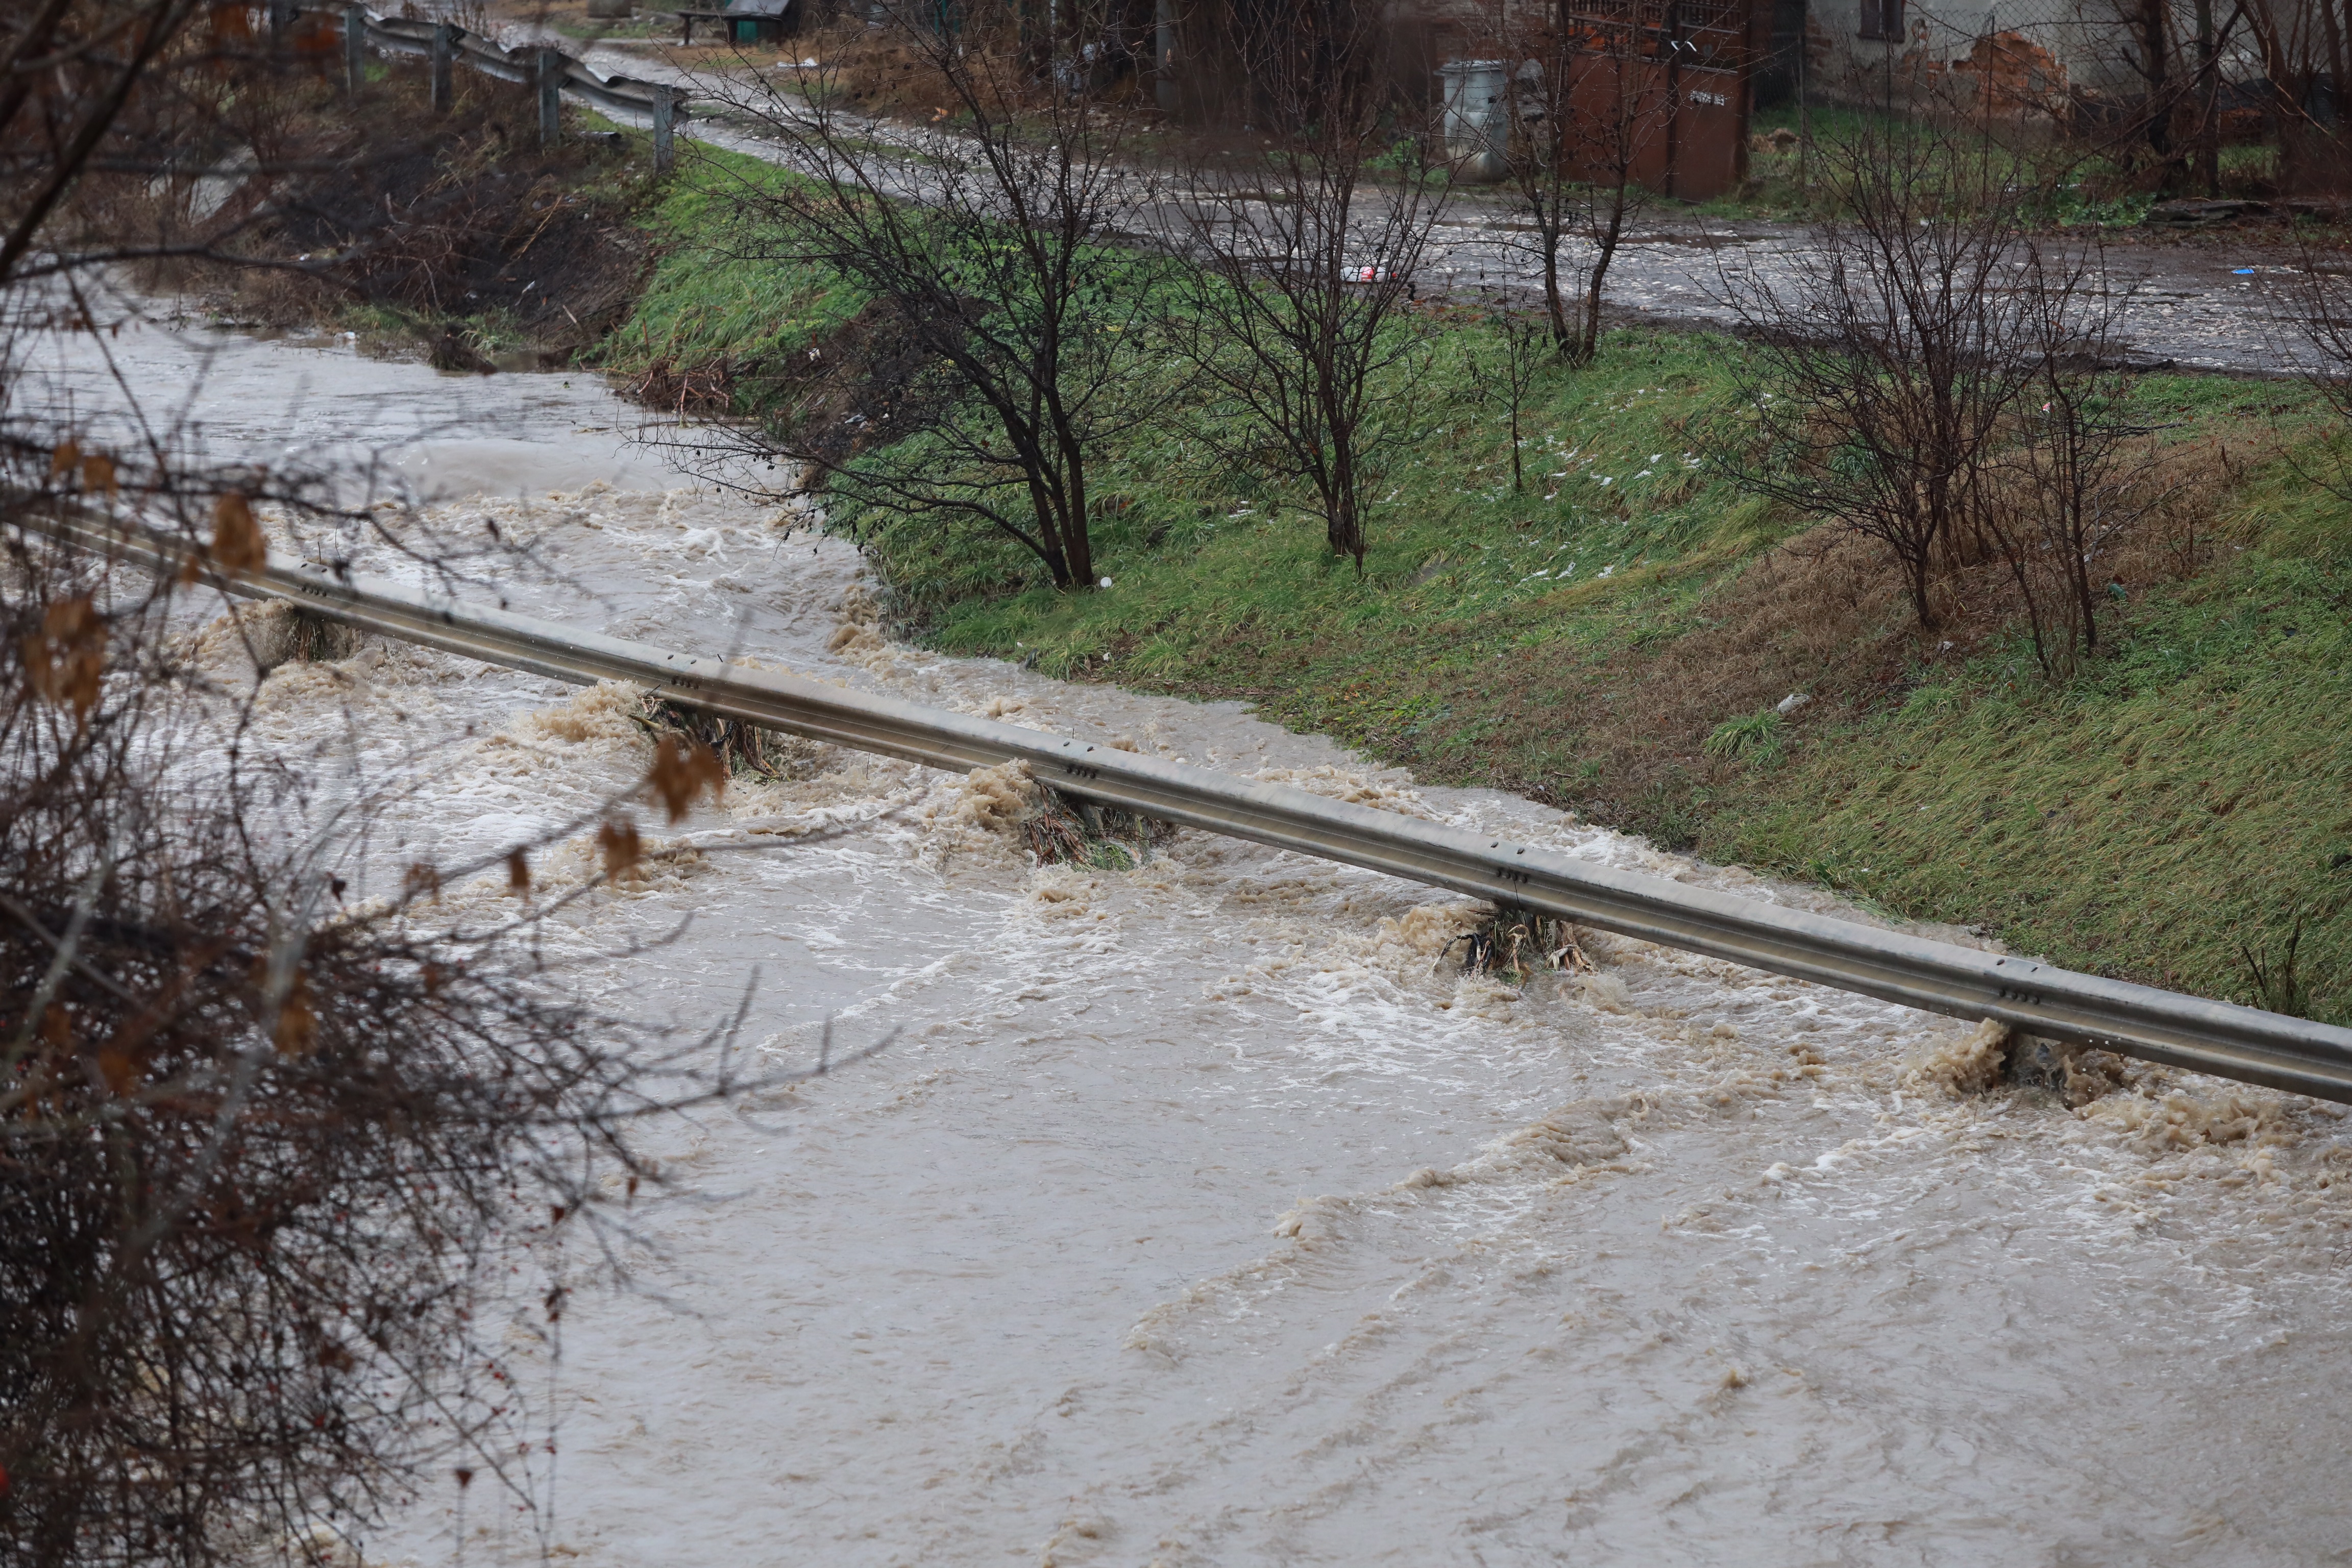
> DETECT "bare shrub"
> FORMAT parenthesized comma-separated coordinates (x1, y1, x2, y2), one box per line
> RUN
(1722, 124, 2048, 631)
(1480, 1, 1667, 363)
(1729, 163, 2208, 673)
(684, 0, 1175, 592)
(0, 17, 840, 1555)
(1170, 0, 1448, 571)
(2280, 233, 2352, 503)
(1974, 243, 2177, 675)
(1465, 296, 1548, 492)
(5, 0, 648, 369)
(0, 420, 837, 1565)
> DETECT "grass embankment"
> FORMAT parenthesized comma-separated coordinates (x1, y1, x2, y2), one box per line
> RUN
(595, 160, 864, 410)
(610, 147, 2352, 1022)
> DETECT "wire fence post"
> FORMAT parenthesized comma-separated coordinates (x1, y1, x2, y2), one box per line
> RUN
(430, 22, 454, 110)
(537, 47, 562, 148)
(344, 4, 365, 97)
(651, 84, 677, 172)
(1797, 0, 1808, 193)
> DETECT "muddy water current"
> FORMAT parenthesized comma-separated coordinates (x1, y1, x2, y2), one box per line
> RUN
(21, 313, 2352, 1566)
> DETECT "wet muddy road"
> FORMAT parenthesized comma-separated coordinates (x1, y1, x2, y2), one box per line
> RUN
(555, 35, 2322, 381)
(1418, 209, 2319, 376)
(22, 311, 2352, 1566)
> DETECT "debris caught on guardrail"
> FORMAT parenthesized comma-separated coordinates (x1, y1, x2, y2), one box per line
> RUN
(1451, 902, 1594, 982)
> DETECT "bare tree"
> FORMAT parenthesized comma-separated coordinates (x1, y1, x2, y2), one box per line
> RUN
(1986, 241, 2156, 673)
(1722, 122, 2041, 629)
(691, 0, 1174, 592)
(2239, 0, 2352, 194)
(1468, 294, 1548, 492)
(1171, 0, 1448, 571)
(1484, 1, 1666, 363)
(2125, 0, 2184, 186)
(2048, 0, 2257, 197)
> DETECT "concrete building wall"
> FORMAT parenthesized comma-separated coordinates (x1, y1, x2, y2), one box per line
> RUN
(1801, 0, 2263, 115)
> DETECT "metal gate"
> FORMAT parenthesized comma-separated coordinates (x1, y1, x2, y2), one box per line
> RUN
(1556, 0, 1757, 200)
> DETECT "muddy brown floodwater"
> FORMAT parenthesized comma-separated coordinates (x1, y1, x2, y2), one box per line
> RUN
(21, 303, 2352, 1567)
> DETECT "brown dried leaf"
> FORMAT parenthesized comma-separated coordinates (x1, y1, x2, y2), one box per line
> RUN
(402, 862, 442, 902)
(96, 1048, 138, 1095)
(80, 453, 118, 495)
(596, 819, 642, 880)
(646, 735, 726, 823)
(211, 493, 264, 570)
(20, 596, 105, 719)
(48, 439, 79, 476)
(506, 848, 531, 893)
(274, 970, 316, 1057)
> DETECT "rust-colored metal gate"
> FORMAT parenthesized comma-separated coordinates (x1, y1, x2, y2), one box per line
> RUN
(1556, 0, 1758, 200)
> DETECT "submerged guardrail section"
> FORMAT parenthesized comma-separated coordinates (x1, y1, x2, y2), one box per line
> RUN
(34, 508, 2352, 1104)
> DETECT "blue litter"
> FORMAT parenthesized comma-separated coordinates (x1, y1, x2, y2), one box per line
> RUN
(2233, 267, 2257, 274)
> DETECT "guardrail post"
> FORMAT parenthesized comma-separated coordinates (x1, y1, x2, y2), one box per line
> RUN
(430, 22, 454, 110)
(537, 47, 562, 148)
(651, 84, 676, 172)
(344, 4, 365, 96)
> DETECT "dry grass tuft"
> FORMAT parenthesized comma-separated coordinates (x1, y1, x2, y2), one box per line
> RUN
(1019, 788, 1178, 870)
(1558, 429, 2247, 834)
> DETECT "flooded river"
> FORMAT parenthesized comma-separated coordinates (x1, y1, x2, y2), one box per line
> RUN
(19, 306, 2352, 1566)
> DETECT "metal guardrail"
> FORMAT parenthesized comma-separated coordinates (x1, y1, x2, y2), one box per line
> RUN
(342, 7, 688, 122)
(31, 509, 2352, 1104)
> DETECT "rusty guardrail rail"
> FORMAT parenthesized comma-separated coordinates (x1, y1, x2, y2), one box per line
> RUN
(354, 11, 683, 118)
(30, 507, 2352, 1104)
(300, 2, 689, 157)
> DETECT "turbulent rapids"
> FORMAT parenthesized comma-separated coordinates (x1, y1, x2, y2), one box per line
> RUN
(32, 315, 2352, 1567)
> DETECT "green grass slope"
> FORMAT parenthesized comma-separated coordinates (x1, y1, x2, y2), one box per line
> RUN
(608, 162, 2352, 1021)
(1711, 550, 2352, 1019)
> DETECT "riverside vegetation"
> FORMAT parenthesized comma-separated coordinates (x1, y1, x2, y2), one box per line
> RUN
(217, 71, 2350, 1027)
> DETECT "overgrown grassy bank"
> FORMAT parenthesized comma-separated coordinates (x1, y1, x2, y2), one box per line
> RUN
(610, 148, 2352, 1022)
(596, 161, 864, 406)
(199, 57, 661, 367)
(1717, 548, 2352, 1007)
